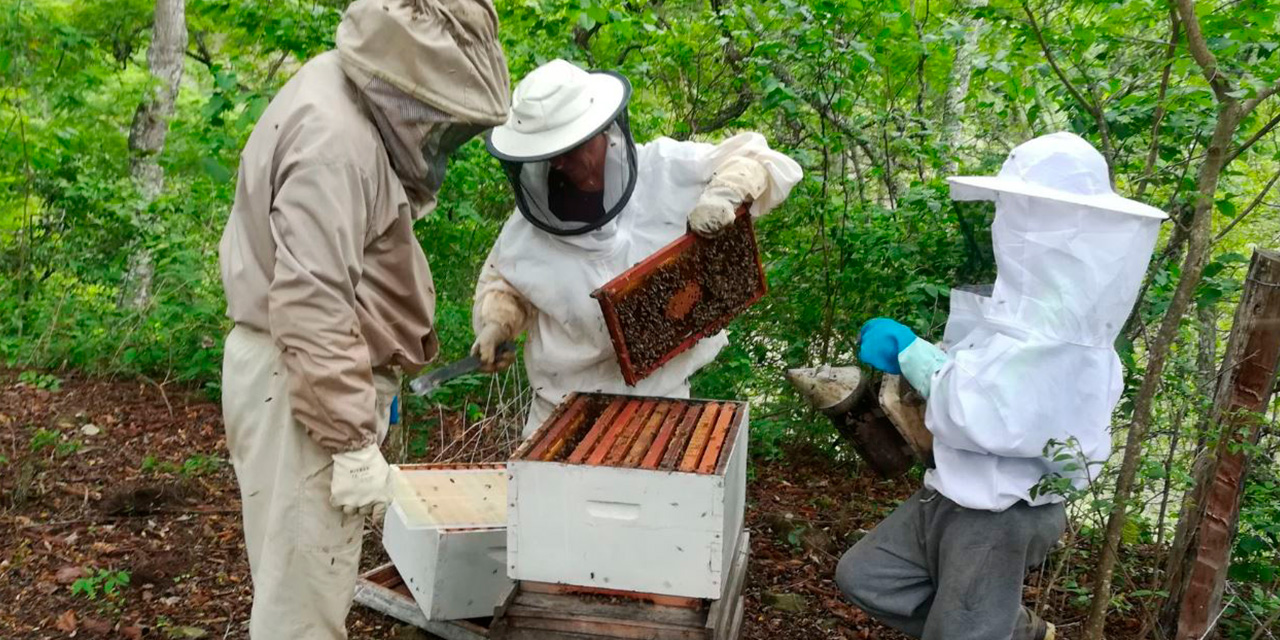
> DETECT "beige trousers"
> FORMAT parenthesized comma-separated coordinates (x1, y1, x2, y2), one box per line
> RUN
(222, 326, 396, 640)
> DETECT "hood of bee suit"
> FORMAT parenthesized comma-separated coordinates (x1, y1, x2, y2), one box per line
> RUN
(336, 0, 511, 126)
(946, 132, 1167, 347)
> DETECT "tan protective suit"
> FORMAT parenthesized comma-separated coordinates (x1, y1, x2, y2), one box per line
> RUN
(217, 1, 508, 637)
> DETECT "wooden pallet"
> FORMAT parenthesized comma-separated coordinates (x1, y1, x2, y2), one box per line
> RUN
(354, 563, 494, 640)
(355, 530, 749, 640)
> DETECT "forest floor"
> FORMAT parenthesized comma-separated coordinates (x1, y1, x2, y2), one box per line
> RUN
(0, 372, 1127, 639)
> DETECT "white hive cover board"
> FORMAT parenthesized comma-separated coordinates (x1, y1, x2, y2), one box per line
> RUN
(389, 466, 508, 529)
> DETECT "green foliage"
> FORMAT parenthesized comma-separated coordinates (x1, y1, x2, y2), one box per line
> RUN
(55, 439, 83, 457)
(1231, 463, 1280, 595)
(179, 453, 223, 477)
(28, 428, 58, 453)
(17, 370, 60, 391)
(142, 453, 224, 477)
(70, 568, 131, 601)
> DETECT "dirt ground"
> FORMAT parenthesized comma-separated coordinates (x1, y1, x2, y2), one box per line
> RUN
(0, 372, 1099, 639)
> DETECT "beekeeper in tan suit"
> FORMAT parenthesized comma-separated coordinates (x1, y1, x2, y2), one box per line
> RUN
(217, 1, 508, 637)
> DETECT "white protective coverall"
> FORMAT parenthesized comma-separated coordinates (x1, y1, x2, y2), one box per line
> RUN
(917, 132, 1167, 511)
(217, 1, 508, 637)
(476, 133, 802, 436)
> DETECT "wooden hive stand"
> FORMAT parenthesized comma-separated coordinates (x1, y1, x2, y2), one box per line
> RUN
(492, 529, 748, 640)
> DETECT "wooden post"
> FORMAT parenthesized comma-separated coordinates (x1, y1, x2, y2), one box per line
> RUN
(1167, 249, 1280, 639)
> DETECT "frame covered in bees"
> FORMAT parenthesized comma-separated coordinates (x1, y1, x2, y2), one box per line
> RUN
(592, 206, 766, 385)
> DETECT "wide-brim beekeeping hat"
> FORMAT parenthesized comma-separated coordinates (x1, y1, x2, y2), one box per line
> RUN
(487, 59, 631, 161)
(947, 132, 1167, 219)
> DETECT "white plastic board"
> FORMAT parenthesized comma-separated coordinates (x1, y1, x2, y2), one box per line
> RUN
(390, 466, 507, 530)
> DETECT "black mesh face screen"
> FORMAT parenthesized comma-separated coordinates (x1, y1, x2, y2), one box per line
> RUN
(501, 116, 638, 237)
(546, 171, 607, 224)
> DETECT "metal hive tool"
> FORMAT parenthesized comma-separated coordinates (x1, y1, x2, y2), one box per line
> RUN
(514, 392, 747, 475)
(592, 205, 767, 386)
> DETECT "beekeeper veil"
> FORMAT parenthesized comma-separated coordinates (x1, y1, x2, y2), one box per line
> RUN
(337, 0, 511, 214)
(947, 131, 1168, 346)
(486, 60, 638, 236)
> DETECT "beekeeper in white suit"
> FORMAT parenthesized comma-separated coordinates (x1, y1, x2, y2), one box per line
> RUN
(217, 1, 508, 636)
(837, 132, 1166, 640)
(471, 59, 802, 436)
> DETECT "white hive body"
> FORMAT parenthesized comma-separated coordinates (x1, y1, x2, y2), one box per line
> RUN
(506, 393, 750, 599)
(382, 465, 514, 621)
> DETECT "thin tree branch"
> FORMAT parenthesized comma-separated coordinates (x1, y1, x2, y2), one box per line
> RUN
(1022, 2, 1098, 117)
(1137, 8, 1181, 199)
(1022, 1, 1115, 171)
(1212, 165, 1280, 244)
(1172, 0, 1235, 102)
(572, 23, 603, 66)
(1243, 78, 1280, 115)
(1224, 110, 1280, 167)
(185, 49, 213, 68)
(191, 29, 215, 69)
(615, 44, 643, 66)
(262, 51, 290, 89)
(688, 0, 757, 136)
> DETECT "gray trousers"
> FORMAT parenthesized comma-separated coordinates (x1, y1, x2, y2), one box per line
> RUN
(835, 488, 1066, 640)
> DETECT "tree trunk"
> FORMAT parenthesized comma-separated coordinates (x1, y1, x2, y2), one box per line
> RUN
(1196, 305, 1217, 392)
(939, 3, 983, 175)
(1082, 98, 1245, 640)
(1166, 250, 1280, 639)
(123, 0, 187, 309)
(1156, 305, 1219, 630)
(129, 0, 186, 200)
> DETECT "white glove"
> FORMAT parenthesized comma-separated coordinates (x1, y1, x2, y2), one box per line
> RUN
(688, 156, 770, 237)
(471, 289, 527, 373)
(688, 185, 740, 237)
(330, 443, 391, 516)
(471, 322, 517, 373)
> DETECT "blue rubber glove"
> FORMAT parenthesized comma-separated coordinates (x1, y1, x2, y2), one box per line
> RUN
(390, 395, 400, 426)
(858, 318, 919, 375)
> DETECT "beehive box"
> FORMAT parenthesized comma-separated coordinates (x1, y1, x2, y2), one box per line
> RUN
(593, 206, 766, 385)
(382, 464, 515, 621)
(507, 392, 749, 599)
